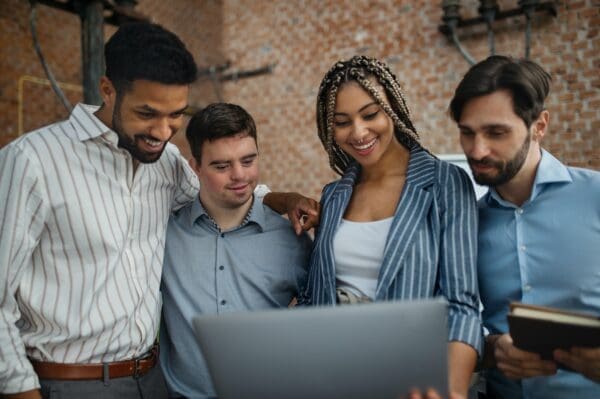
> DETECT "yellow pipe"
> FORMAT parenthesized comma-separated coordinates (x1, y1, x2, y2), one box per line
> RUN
(17, 75, 82, 136)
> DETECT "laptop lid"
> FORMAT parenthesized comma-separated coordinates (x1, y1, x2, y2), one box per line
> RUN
(192, 298, 448, 399)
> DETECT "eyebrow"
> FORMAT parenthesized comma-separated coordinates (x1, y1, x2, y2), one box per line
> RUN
(136, 104, 189, 115)
(333, 101, 378, 116)
(458, 123, 511, 131)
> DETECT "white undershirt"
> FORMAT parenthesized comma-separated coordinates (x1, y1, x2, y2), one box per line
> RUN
(333, 217, 393, 299)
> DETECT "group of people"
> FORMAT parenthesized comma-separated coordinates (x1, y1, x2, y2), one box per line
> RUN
(0, 21, 598, 399)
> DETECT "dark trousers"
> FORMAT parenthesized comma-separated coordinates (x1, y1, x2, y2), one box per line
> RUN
(39, 362, 168, 399)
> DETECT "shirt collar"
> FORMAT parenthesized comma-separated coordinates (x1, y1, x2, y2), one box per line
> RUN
(485, 149, 572, 207)
(69, 103, 119, 145)
(188, 194, 265, 232)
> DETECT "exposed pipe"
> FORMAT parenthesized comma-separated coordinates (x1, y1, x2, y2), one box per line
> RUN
(519, 0, 540, 59)
(479, 0, 499, 56)
(29, 1, 73, 112)
(442, 0, 476, 65)
(439, 1, 557, 65)
(208, 66, 223, 102)
(80, 0, 104, 105)
(18, 76, 82, 135)
(220, 64, 276, 82)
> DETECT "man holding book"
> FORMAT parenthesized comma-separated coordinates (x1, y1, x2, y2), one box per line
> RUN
(449, 55, 600, 398)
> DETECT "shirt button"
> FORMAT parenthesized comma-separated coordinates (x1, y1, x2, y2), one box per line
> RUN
(220, 299, 227, 305)
(520, 245, 526, 251)
(523, 285, 532, 292)
(516, 208, 523, 214)
(219, 265, 225, 271)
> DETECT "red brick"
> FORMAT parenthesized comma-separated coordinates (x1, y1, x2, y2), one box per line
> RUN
(1, 0, 598, 198)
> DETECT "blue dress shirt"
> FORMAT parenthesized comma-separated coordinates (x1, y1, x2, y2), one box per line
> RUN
(479, 150, 600, 399)
(159, 195, 312, 399)
(301, 147, 483, 354)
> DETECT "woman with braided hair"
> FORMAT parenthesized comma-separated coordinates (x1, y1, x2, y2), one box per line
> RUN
(300, 56, 481, 398)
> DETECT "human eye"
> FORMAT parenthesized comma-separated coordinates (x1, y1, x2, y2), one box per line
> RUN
(459, 128, 474, 137)
(213, 164, 229, 171)
(363, 110, 379, 120)
(170, 111, 185, 119)
(487, 128, 509, 138)
(136, 110, 155, 119)
(333, 119, 350, 127)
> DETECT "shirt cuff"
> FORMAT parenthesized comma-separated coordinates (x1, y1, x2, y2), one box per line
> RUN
(448, 311, 483, 356)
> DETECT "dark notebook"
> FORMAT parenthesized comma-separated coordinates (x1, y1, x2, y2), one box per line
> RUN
(507, 302, 600, 366)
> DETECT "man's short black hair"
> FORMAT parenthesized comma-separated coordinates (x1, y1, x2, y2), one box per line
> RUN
(186, 103, 257, 162)
(449, 55, 551, 128)
(105, 22, 197, 93)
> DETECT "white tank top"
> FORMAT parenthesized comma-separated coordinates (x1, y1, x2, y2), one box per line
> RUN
(333, 217, 393, 299)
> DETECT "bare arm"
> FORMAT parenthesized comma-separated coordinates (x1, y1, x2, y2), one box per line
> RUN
(448, 341, 478, 397)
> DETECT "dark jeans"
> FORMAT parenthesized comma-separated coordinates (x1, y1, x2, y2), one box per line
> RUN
(39, 362, 168, 399)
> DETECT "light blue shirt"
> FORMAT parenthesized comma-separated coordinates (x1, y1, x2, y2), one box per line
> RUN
(160, 195, 312, 399)
(478, 150, 600, 398)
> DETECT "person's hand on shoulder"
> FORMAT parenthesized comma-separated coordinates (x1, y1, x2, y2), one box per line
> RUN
(287, 193, 319, 235)
(554, 346, 600, 383)
(263, 191, 320, 235)
(493, 333, 557, 379)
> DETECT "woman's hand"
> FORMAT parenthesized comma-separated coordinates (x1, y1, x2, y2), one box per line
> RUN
(263, 191, 320, 234)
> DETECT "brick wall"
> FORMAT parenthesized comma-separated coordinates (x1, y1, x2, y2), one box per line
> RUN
(1, 0, 598, 199)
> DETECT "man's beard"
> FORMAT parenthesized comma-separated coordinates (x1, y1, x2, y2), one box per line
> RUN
(468, 132, 531, 187)
(112, 101, 168, 164)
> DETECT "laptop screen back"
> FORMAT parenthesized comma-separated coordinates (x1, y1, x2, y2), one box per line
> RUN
(193, 298, 448, 399)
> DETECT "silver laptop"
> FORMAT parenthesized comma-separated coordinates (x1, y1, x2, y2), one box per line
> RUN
(192, 298, 448, 399)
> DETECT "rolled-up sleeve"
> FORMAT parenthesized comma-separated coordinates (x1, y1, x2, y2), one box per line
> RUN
(438, 164, 483, 356)
(0, 143, 48, 393)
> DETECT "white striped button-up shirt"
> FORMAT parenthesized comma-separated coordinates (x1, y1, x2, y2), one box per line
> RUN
(0, 104, 199, 394)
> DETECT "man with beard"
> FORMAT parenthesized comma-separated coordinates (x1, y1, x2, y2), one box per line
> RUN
(159, 103, 312, 398)
(0, 23, 315, 399)
(449, 55, 600, 398)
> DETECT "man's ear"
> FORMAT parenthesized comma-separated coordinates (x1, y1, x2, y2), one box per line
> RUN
(99, 76, 117, 108)
(532, 110, 549, 142)
(188, 157, 201, 176)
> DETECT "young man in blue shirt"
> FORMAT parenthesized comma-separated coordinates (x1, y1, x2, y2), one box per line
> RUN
(449, 55, 599, 398)
(159, 103, 312, 398)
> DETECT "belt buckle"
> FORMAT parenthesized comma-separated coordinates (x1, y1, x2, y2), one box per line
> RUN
(133, 357, 142, 379)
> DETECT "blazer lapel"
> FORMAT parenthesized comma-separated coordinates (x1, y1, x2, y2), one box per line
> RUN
(316, 165, 358, 303)
(375, 149, 437, 299)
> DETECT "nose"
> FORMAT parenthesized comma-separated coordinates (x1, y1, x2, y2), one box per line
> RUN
(230, 162, 245, 180)
(349, 119, 369, 142)
(151, 118, 175, 141)
(465, 134, 490, 160)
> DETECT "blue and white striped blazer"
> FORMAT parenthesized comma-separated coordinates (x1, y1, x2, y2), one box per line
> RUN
(301, 147, 482, 353)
